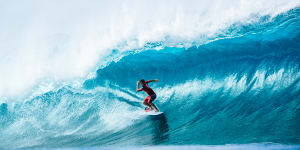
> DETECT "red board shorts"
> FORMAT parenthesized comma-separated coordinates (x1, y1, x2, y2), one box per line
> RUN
(144, 94, 156, 104)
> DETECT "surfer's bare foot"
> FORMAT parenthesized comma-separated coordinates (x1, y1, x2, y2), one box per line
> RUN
(145, 107, 153, 111)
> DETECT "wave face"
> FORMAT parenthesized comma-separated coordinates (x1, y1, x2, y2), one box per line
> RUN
(0, 2, 300, 149)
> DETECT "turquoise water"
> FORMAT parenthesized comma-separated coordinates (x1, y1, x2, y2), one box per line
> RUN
(0, 2, 300, 150)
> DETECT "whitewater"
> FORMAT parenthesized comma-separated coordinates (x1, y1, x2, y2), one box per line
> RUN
(0, 0, 300, 149)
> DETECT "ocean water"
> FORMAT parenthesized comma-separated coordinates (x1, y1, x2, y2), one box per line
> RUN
(0, 1, 300, 149)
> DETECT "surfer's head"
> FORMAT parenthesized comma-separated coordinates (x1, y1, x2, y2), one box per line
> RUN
(140, 79, 145, 85)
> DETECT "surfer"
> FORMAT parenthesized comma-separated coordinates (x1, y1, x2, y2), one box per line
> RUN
(136, 79, 160, 112)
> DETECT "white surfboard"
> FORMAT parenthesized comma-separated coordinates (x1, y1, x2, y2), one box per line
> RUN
(145, 110, 164, 115)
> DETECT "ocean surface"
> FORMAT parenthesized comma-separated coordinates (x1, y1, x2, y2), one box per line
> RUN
(0, 1, 300, 149)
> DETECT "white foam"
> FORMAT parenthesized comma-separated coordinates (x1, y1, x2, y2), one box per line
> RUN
(0, 0, 298, 99)
(157, 67, 300, 103)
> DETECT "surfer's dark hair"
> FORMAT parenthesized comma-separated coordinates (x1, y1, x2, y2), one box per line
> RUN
(140, 79, 145, 84)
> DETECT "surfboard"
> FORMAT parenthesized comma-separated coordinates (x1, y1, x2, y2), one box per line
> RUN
(147, 111, 164, 115)
(144, 107, 163, 115)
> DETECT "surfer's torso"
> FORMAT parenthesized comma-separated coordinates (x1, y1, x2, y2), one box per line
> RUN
(142, 82, 155, 96)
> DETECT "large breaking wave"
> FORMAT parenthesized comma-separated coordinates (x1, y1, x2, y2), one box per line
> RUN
(0, 1, 300, 149)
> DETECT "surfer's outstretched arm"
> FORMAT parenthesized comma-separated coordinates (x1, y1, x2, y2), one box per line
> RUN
(136, 81, 143, 91)
(146, 79, 159, 83)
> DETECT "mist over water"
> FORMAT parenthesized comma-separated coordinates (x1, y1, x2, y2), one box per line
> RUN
(0, 0, 300, 149)
(0, 0, 298, 98)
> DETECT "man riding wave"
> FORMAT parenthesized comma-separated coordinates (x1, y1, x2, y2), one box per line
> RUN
(136, 79, 159, 112)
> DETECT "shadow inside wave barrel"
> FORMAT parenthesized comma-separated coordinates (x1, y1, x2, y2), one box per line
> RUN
(91, 112, 169, 146)
(145, 113, 169, 144)
(130, 112, 169, 145)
